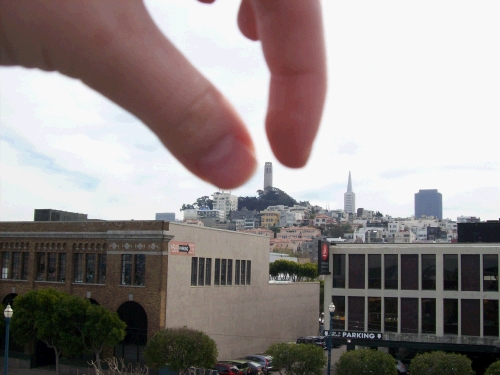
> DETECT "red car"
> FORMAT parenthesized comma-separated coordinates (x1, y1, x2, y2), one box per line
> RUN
(212, 362, 240, 375)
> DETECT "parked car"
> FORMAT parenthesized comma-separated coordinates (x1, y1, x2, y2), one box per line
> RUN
(296, 336, 327, 349)
(395, 359, 408, 375)
(213, 362, 240, 375)
(220, 360, 263, 375)
(238, 355, 273, 373)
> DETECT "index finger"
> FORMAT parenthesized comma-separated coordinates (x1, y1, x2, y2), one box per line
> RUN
(250, 0, 327, 168)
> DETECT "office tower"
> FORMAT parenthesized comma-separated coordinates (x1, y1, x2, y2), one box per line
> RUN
(343, 171, 356, 214)
(415, 189, 443, 220)
(34, 209, 87, 221)
(264, 162, 273, 193)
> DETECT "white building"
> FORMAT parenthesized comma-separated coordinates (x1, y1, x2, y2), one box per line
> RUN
(212, 191, 238, 220)
(344, 171, 356, 215)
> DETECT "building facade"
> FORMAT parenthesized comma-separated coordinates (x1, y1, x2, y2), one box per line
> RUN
(415, 189, 443, 220)
(34, 209, 88, 222)
(0, 221, 319, 365)
(212, 191, 238, 220)
(323, 243, 500, 354)
(344, 172, 356, 215)
(155, 212, 175, 221)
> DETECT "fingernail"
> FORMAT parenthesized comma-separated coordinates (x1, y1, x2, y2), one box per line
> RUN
(197, 135, 256, 189)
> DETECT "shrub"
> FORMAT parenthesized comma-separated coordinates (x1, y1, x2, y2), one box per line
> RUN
(335, 349, 396, 375)
(266, 342, 326, 375)
(485, 359, 500, 375)
(409, 351, 474, 375)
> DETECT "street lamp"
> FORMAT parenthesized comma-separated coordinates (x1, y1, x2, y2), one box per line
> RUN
(4, 305, 13, 375)
(327, 302, 335, 375)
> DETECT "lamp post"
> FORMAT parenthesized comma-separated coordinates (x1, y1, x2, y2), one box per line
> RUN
(327, 302, 335, 375)
(4, 305, 13, 375)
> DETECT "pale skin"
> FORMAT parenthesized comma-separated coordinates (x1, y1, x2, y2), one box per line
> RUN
(0, 0, 327, 189)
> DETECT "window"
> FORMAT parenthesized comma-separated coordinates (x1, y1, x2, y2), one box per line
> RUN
(401, 298, 418, 334)
(483, 254, 498, 292)
(2, 252, 10, 279)
(191, 257, 198, 286)
(421, 298, 436, 334)
(134, 255, 145, 286)
(221, 259, 227, 285)
(443, 299, 458, 335)
(331, 296, 345, 330)
(227, 259, 233, 285)
(246, 260, 251, 285)
(443, 254, 458, 291)
(384, 255, 398, 289)
(205, 258, 212, 286)
(421, 254, 436, 290)
(401, 254, 418, 290)
(47, 253, 57, 281)
(98, 254, 106, 284)
(11, 252, 21, 280)
(36, 252, 46, 281)
(121, 254, 132, 285)
(384, 297, 398, 332)
(58, 253, 67, 282)
(235, 260, 240, 285)
(21, 253, 29, 280)
(368, 254, 381, 289)
(214, 258, 220, 286)
(348, 296, 364, 331)
(368, 297, 381, 331)
(197, 257, 205, 286)
(348, 254, 365, 289)
(461, 299, 480, 336)
(241, 260, 246, 285)
(86, 254, 95, 283)
(74, 253, 84, 283)
(483, 299, 499, 337)
(332, 254, 345, 288)
(461, 255, 480, 291)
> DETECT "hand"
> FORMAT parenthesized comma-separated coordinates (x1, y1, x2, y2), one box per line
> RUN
(0, 0, 326, 189)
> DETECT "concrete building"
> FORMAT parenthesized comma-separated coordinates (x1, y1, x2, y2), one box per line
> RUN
(344, 172, 356, 215)
(0, 221, 318, 367)
(323, 243, 500, 357)
(34, 209, 87, 222)
(155, 212, 175, 221)
(264, 162, 273, 193)
(212, 191, 238, 220)
(415, 189, 443, 220)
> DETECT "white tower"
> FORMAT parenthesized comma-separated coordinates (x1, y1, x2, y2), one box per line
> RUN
(264, 162, 273, 193)
(343, 171, 356, 214)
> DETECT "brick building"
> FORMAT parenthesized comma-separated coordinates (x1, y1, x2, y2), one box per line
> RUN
(0, 221, 319, 366)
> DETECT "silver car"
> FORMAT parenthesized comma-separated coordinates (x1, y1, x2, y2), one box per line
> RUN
(239, 355, 273, 374)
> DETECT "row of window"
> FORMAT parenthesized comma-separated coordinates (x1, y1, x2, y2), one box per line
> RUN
(1, 251, 146, 287)
(331, 296, 499, 337)
(0, 242, 108, 251)
(332, 253, 499, 292)
(191, 257, 251, 287)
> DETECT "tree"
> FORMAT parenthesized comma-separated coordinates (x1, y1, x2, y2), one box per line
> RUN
(266, 342, 326, 375)
(335, 349, 396, 375)
(11, 289, 84, 375)
(485, 359, 500, 375)
(78, 304, 126, 371)
(409, 351, 474, 375)
(144, 327, 218, 375)
(180, 203, 195, 211)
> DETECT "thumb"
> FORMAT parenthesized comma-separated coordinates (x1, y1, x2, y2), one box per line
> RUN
(0, 1, 256, 189)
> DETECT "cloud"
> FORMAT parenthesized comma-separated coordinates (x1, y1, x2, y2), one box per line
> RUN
(379, 169, 419, 179)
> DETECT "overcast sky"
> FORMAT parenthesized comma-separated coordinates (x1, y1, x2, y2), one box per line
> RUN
(1, 0, 499, 222)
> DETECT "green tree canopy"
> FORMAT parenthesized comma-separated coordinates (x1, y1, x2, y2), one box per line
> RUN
(238, 187, 298, 212)
(266, 342, 326, 375)
(409, 351, 474, 375)
(269, 260, 318, 281)
(11, 289, 84, 375)
(180, 196, 214, 211)
(144, 327, 218, 374)
(335, 349, 396, 375)
(485, 359, 500, 375)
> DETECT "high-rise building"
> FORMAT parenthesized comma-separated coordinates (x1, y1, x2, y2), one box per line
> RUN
(264, 162, 273, 193)
(343, 172, 356, 215)
(212, 191, 238, 220)
(155, 213, 176, 221)
(414, 189, 442, 220)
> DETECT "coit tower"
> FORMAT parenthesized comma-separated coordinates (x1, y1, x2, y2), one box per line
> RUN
(264, 162, 273, 193)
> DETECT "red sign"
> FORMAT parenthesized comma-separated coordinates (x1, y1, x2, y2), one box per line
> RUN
(322, 243, 329, 261)
(170, 241, 196, 255)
